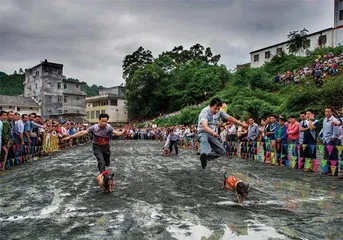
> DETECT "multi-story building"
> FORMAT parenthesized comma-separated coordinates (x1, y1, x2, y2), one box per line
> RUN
(334, 0, 343, 47)
(24, 59, 86, 122)
(250, 0, 342, 68)
(85, 86, 128, 125)
(0, 95, 41, 115)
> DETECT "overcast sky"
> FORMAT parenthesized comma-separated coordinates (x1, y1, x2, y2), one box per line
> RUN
(0, 0, 334, 87)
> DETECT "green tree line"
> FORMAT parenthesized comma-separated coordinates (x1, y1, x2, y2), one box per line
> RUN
(121, 44, 343, 125)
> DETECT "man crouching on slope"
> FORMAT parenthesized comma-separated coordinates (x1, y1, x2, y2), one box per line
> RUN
(197, 97, 248, 169)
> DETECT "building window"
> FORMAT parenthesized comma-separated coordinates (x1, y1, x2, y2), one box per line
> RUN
(110, 99, 118, 106)
(340, 9, 343, 20)
(0, 106, 2, 110)
(57, 70, 62, 75)
(318, 35, 327, 45)
(93, 102, 99, 107)
(76, 84, 79, 88)
(253, 54, 259, 62)
(101, 110, 105, 114)
(86, 111, 90, 119)
(64, 96, 68, 103)
(277, 47, 282, 55)
(35, 83, 38, 89)
(30, 107, 33, 109)
(91, 111, 94, 119)
(8, 106, 12, 109)
(58, 110, 62, 114)
(76, 110, 80, 114)
(64, 83, 67, 89)
(17, 107, 21, 111)
(76, 96, 80, 100)
(265, 51, 270, 59)
(58, 82, 61, 89)
(58, 96, 62, 103)
(64, 110, 68, 113)
(96, 110, 100, 118)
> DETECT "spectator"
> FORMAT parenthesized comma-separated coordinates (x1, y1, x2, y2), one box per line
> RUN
(274, 116, 288, 165)
(321, 107, 340, 176)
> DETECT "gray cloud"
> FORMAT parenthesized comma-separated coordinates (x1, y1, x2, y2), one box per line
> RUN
(0, 0, 334, 87)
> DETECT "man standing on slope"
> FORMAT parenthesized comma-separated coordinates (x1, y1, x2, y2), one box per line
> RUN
(197, 97, 248, 169)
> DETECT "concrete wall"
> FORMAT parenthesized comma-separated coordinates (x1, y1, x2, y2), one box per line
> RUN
(99, 87, 126, 98)
(42, 93, 63, 117)
(0, 105, 41, 116)
(86, 106, 108, 123)
(62, 81, 85, 95)
(107, 99, 128, 123)
(63, 94, 86, 114)
(334, 0, 343, 28)
(85, 98, 127, 124)
(24, 65, 43, 102)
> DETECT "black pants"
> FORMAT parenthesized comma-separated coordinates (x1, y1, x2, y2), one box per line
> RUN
(325, 139, 341, 176)
(169, 140, 178, 154)
(93, 144, 111, 173)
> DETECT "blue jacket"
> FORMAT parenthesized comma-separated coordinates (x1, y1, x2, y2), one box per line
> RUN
(274, 125, 288, 142)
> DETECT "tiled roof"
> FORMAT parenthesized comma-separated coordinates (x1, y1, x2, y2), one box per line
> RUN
(0, 95, 40, 107)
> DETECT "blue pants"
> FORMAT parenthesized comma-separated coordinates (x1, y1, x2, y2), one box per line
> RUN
(198, 132, 225, 160)
(30, 137, 37, 158)
(13, 134, 23, 164)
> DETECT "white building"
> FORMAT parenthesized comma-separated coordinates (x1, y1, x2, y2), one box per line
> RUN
(334, 0, 343, 46)
(85, 86, 128, 125)
(0, 95, 41, 115)
(250, 0, 343, 68)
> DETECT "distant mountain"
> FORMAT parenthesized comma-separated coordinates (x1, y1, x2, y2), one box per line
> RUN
(0, 71, 8, 78)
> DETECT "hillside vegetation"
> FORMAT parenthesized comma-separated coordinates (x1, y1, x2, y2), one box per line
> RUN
(145, 46, 343, 126)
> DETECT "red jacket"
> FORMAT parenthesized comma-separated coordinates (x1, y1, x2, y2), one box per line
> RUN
(287, 121, 299, 140)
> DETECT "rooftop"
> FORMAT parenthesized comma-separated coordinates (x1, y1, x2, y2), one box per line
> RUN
(26, 59, 63, 71)
(0, 95, 40, 107)
(85, 93, 125, 102)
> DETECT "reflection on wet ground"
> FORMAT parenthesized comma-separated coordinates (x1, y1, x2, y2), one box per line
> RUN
(1, 141, 342, 239)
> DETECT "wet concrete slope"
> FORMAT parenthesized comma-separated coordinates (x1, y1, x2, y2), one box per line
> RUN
(1, 141, 342, 240)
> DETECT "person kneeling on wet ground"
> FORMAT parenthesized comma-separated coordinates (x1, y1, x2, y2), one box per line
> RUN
(222, 173, 251, 205)
(197, 97, 248, 169)
(163, 129, 179, 155)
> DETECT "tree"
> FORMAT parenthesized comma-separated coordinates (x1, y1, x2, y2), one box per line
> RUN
(122, 44, 226, 120)
(14, 70, 17, 75)
(19, 68, 24, 74)
(122, 46, 154, 80)
(287, 28, 310, 55)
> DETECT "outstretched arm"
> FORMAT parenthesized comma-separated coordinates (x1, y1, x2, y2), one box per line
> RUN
(113, 128, 127, 136)
(228, 116, 248, 128)
(62, 130, 88, 141)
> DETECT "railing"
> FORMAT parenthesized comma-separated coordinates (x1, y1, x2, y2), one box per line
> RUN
(0, 134, 91, 171)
